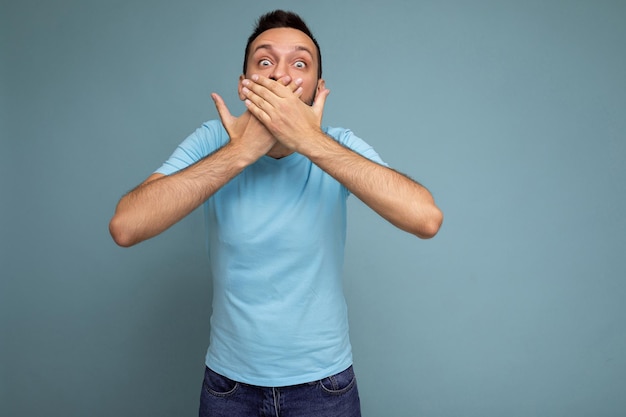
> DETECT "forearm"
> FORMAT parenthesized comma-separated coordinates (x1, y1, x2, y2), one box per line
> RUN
(301, 132, 443, 238)
(238, 75, 442, 237)
(109, 142, 250, 247)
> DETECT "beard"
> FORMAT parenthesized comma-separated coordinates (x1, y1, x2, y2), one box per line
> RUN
(302, 86, 317, 106)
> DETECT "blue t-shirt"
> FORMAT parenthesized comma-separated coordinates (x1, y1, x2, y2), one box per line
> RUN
(156, 120, 386, 386)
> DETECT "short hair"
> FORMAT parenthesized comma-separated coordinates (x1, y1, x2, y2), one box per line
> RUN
(243, 10, 322, 79)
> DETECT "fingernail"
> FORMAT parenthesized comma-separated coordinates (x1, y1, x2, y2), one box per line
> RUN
(242, 79, 249, 87)
(251, 74, 259, 81)
(242, 87, 250, 95)
(295, 78, 303, 85)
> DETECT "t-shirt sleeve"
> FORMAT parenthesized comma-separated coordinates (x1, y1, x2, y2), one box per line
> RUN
(324, 126, 389, 197)
(155, 120, 228, 175)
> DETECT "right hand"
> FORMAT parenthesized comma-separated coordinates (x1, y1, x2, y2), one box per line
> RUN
(211, 76, 303, 161)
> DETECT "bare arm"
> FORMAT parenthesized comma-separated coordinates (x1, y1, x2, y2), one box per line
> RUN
(109, 76, 305, 247)
(301, 136, 442, 238)
(241, 75, 443, 238)
(109, 140, 254, 247)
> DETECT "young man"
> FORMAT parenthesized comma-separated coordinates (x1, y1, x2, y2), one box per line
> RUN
(109, 10, 442, 417)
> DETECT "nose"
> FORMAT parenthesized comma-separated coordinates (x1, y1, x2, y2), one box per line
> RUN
(269, 60, 289, 81)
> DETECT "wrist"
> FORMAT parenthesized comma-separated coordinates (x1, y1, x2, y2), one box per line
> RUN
(223, 141, 258, 169)
(292, 127, 327, 156)
(296, 129, 333, 159)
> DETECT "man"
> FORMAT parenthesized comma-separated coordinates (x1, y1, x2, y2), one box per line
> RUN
(109, 10, 442, 417)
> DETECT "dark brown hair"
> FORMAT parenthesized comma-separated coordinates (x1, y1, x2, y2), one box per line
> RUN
(243, 10, 322, 79)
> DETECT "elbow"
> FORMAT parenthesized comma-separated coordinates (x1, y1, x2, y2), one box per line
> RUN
(109, 215, 138, 248)
(413, 206, 444, 239)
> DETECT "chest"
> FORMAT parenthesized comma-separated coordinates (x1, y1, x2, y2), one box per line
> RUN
(207, 158, 347, 245)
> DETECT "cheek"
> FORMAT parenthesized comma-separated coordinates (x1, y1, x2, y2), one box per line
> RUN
(299, 76, 316, 91)
(300, 85, 317, 105)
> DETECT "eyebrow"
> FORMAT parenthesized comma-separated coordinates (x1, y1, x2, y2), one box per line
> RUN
(253, 44, 314, 59)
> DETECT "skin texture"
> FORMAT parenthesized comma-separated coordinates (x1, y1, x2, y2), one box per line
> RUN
(109, 27, 442, 247)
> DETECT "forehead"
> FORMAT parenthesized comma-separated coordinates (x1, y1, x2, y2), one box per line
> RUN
(249, 27, 318, 57)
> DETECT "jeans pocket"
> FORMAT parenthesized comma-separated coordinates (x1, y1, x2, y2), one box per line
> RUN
(319, 366, 357, 395)
(203, 367, 239, 397)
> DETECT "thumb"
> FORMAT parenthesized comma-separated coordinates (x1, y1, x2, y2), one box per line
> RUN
(312, 88, 330, 117)
(211, 93, 233, 124)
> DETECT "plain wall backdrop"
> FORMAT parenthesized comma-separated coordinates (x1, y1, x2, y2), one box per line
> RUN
(2, 0, 625, 416)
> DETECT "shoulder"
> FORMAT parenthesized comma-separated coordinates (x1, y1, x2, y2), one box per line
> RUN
(323, 126, 371, 149)
(154, 120, 229, 175)
(323, 126, 353, 143)
(187, 120, 229, 150)
(322, 126, 388, 166)
(173, 119, 230, 157)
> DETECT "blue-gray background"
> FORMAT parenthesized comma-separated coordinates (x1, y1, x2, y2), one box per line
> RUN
(2, 0, 625, 416)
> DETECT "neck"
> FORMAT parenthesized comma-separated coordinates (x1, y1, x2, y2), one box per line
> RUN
(266, 143, 294, 159)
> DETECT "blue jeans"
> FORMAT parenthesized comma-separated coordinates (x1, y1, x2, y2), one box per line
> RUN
(199, 365, 361, 417)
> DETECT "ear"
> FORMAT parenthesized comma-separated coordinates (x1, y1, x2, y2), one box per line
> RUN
(238, 74, 246, 101)
(316, 78, 326, 95)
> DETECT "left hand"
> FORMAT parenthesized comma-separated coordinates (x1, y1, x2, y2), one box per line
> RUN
(241, 75, 330, 152)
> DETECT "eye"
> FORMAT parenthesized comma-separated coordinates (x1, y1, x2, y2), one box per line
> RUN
(259, 59, 272, 67)
(294, 61, 307, 69)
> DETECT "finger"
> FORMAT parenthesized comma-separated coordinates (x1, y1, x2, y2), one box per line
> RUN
(276, 75, 292, 86)
(292, 78, 303, 97)
(249, 74, 288, 98)
(244, 98, 270, 125)
(275, 76, 303, 97)
(241, 84, 272, 113)
(211, 93, 234, 123)
(241, 81, 268, 105)
(243, 76, 302, 107)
